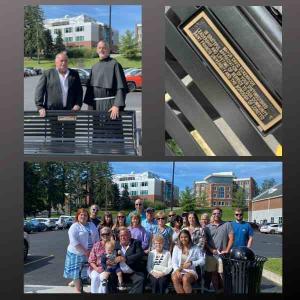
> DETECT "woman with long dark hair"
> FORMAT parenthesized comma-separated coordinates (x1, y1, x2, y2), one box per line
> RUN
(112, 211, 127, 240)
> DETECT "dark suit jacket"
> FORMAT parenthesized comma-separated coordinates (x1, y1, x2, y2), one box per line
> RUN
(35, 68, 83, 110)
(115, 239, 144, 272)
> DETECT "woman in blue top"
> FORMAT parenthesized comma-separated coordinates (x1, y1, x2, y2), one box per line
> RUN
(152, 211, 173, 251)
(63, 208, 99, 293)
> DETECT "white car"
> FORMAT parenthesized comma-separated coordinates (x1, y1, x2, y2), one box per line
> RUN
(259, 223, 279, 234)
(56, 215, 74, 229)
(277, 224, 283, 234)
(34, 217, 57, 230)
(24, 232, 30, 260)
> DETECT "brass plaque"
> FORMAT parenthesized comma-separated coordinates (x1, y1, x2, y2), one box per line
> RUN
(183, 11, 282, 132)
(57, 116, 77, 122)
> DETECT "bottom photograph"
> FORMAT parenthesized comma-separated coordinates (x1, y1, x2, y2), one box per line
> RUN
(24, 161, 282, 294)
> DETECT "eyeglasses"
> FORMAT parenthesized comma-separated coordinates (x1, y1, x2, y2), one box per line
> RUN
(135, 203, 142, 206)
(157, 218, 165, 220)
(101, 233, 110, 236)
(235, 214, 243, 216)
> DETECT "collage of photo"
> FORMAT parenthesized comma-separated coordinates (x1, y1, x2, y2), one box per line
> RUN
(23, 4, 282, 296)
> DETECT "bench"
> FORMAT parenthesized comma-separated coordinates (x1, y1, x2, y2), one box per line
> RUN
(24, 110, 138, 156)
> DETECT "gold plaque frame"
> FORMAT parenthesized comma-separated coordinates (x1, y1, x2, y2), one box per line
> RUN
(57, 116, 77, 122)
(183, 11, 282, 132)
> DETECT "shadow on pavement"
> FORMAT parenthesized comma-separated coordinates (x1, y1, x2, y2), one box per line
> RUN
(24, 255, 55, 273)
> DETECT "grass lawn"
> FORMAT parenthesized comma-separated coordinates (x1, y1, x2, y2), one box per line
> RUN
(24, 55, 141, 69)
(264, 258, 282, 276)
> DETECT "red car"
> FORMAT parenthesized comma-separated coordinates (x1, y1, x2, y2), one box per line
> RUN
(126, 70, 142, 92)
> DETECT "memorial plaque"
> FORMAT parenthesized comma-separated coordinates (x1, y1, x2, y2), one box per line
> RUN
(57, 116, 77, 122)
(183, 11, 282, 132)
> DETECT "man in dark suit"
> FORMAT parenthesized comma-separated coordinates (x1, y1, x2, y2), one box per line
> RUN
(35, 52, 83, 115)
(113, 227, 145, 293)
(34, 52, 83, 140)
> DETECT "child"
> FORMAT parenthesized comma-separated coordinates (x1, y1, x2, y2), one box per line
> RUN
(100, 240, 126, 291)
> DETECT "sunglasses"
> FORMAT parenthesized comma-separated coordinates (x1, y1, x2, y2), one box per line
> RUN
(92, 208, 98, 212)
(235, 214, 243, 216)
(157, 217, 165, 220)
(168, 215, 176, 217)
(118, 216, 125, 218)
(135, 203, 142, 206)
(212, 213, 221, 215)
(101, 233, 110, 236)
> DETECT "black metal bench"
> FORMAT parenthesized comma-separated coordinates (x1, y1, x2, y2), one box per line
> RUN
(24, 110, 138, 156)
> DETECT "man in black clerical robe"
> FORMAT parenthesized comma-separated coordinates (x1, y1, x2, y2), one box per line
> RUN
(83, 40, 128, 119)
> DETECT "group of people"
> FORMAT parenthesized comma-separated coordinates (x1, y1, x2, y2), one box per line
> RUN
(35, 40, 128, 120)
(63, 199, 254, 294)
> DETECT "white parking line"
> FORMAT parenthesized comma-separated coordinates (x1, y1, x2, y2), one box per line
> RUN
(25, 254, 54, 266)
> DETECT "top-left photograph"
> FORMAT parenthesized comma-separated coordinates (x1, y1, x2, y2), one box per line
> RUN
(24, 5, 142, 156)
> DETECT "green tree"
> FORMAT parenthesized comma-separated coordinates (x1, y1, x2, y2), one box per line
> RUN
(260, 178, 276, 193)
(54, 29, 65, 53)
(197, 191, 208, 208)
(24, 5, 44, 60)
(111, 183, 121, 210)
(119, 30, 139, 59)
(120, 185, 132, 210)
(180, 187, 196, 212)
(43, 29, 54, 58)
(232, 187, 246, 209)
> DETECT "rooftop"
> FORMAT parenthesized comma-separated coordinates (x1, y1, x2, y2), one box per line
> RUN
(253, 183, 282, 202)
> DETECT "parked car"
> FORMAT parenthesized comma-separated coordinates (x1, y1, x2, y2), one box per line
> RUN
(124, 68, 138, 75)
(56, 215, 74, 230)
(24, 220, 32, 234)
(277, 224, 283, 234)
(26, 219, 47, 232)
(72, 68, 90, 85)
(24, 232, 30, 260)
(126, 70, 142, 92)
(34, 217, 57, 230)
(259, 223, 279, 234)
(249, 222, 260, 231)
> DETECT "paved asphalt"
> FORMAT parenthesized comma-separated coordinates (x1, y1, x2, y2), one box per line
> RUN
(24, 230, 282, 293)
(24, 76, 142, 130)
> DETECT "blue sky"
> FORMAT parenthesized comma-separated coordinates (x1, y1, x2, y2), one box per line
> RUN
(41, 5, 142, 36)
(111, 162, 282, 192)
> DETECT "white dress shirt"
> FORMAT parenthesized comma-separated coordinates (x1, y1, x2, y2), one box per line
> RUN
(119, 245, 134, 274)
(57, 69, 69, 108)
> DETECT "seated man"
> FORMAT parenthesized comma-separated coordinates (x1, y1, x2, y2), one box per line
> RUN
(114, 227, 145, 293)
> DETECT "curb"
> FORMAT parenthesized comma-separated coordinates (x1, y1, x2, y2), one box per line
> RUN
(262, 269, 282, 286)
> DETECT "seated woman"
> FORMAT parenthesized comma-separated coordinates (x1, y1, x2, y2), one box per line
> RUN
(147, 235, 172, 294)
(88, 227, 113, 293)
(63, 208, 99, 293)
(128, 213, 149, 252)
(171, 229, 205, 294)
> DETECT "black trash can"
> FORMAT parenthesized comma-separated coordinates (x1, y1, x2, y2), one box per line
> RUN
(220, 253, 267, 294)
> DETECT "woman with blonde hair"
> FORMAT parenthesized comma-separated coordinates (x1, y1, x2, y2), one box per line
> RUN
(128, 213, 149, 251)
(147, 235, 172, 294)
(152, 211, 173, 251)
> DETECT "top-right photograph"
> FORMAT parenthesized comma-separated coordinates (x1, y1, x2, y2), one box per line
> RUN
(165, 6, 282, 157)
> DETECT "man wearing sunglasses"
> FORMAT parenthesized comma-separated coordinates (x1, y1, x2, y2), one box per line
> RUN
(231, 208, 253, 248)
(126, 199, 146, 224)
(90, 205, 101, 228)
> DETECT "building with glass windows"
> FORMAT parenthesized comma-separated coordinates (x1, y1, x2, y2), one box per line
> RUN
(44, 14, 119, 49)
(112, 171, 179, 203)
(194, 172, 256, 207)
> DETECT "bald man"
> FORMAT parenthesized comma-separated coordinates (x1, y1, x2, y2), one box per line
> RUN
(35, 52, 83, 117)
(84, 40, 128, 119)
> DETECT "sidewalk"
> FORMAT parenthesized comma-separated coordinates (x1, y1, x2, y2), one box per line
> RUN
(25, 285, 91, 293)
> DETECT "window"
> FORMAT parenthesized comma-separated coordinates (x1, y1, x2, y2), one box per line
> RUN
(278, 217, 283, 224)
(75, 26, 84, 32)
(131, 182, 138, 187)
(218, 186, 225, 198)
(214, 186, 218, 191)
(64, 37, 73, 42)
(213, 202, 217, 206)
(213, 193, 217, 198)
(141, 182, 148, 187)
(75, 36, 84, 41)
(54, 29, 61, 34)
(64, 27, 72, 33)
(221, 201, 225, 206)
(140, 190, 148, 195)
(271, 217, 274, 223)
(130, 191, 138, 196)
(121, 183, 128, 189)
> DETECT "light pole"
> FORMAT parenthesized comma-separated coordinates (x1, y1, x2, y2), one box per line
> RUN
(64, 193, 70, 215)
(171, 161, 175, 210)
(108, 5, 112, 50)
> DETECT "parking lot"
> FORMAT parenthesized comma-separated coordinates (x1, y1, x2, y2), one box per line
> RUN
(24, 229, 282, 293)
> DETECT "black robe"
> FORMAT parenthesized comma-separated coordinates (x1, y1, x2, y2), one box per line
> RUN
(84, 57, 128, 111)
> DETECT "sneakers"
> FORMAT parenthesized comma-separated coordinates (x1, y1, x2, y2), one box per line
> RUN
(102, 279, 108, 287)
(117, 282, 127, 291)
(68, 280, 75, 287)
